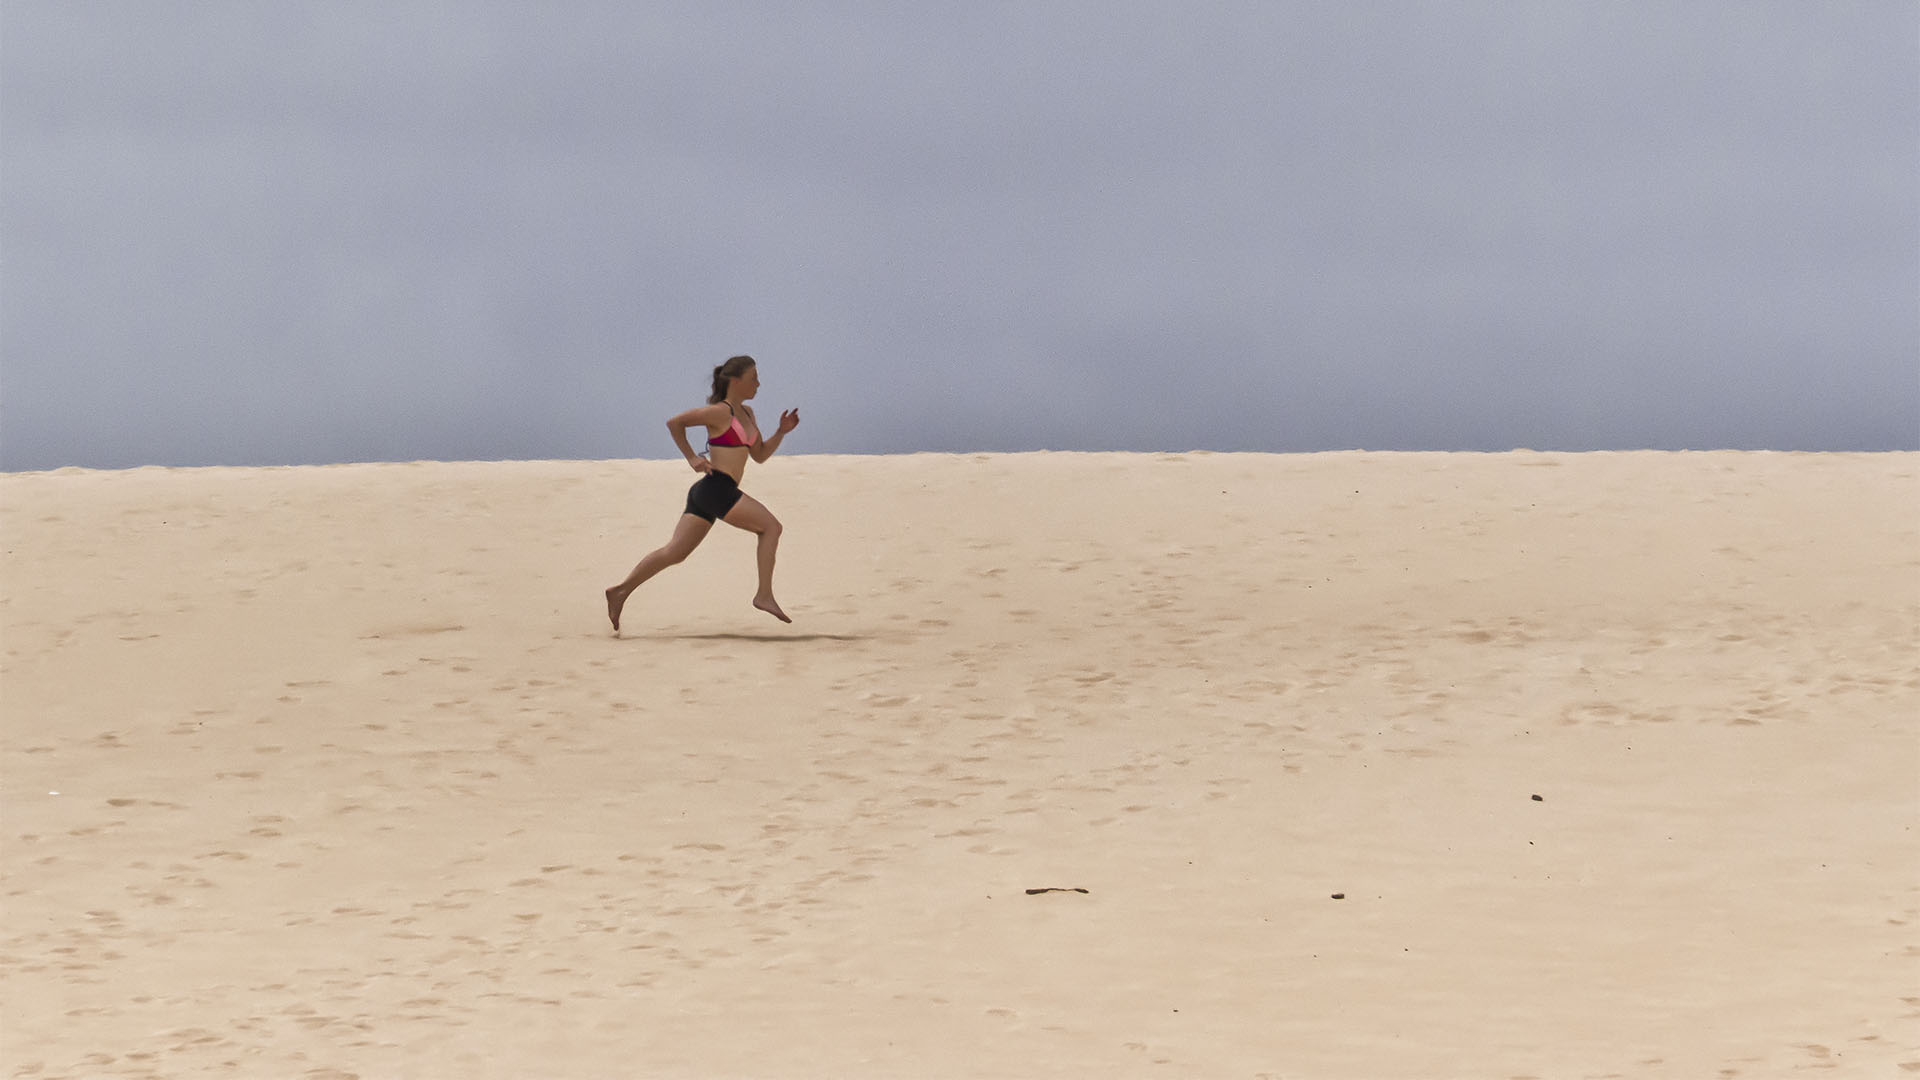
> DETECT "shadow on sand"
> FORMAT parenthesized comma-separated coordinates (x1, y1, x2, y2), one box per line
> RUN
(620, 630, 869, 643)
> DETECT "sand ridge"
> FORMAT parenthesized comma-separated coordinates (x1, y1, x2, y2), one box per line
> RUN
(2, 451, 1916, 1077)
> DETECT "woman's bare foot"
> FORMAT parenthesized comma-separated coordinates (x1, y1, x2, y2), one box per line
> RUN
(606, 586, 629, 634)
(753, 594, 791, 624)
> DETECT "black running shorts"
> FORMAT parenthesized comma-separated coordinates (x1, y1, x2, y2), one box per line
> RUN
(684, 471, 743, 522)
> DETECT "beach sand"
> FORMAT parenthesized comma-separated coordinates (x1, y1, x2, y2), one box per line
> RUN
(3, 451, 1916, 1078)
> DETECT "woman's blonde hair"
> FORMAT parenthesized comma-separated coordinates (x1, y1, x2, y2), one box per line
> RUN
(709, 355, 756, 404)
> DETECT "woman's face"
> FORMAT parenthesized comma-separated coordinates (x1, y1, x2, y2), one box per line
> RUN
(734, 365, 760, 399)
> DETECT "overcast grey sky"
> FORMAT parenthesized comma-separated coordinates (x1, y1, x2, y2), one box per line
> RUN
(2, 2, 1914, 470)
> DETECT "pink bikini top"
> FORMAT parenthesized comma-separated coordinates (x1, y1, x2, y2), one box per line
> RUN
(707, 402, 759, 448)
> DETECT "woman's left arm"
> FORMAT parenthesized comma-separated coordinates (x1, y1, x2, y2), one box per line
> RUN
(750, 408, 801, 463)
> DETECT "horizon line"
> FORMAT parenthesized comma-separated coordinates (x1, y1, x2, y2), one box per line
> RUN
(7, 445, 1917, 477)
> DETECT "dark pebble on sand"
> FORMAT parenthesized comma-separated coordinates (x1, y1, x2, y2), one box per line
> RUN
(1531, 794, 1544, 801)
(1331, 893, 1345, 900)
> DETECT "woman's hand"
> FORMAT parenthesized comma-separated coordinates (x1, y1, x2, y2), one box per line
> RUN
(777, 408, 801, 435)
(689, 455, 712, 474)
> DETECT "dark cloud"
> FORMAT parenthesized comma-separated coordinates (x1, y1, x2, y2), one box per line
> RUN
(3, 2, 1913, 469)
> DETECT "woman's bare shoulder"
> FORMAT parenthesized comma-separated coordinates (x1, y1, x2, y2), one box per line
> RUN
(671, 402, 732, 427)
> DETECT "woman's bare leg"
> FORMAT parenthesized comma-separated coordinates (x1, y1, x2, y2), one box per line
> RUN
(721, 494, 790, 623)
(606, 513, 713, 633)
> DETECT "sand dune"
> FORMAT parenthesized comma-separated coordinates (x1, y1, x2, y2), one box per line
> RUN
(3, 451, 1916, 1078)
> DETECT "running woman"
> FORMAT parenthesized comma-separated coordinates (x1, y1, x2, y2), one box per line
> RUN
(605, 355, 800, 632)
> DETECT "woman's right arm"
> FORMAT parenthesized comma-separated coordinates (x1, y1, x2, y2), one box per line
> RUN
(666, 405, 724, 471)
